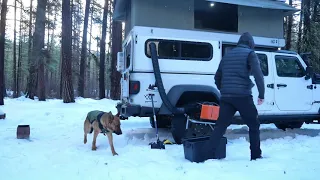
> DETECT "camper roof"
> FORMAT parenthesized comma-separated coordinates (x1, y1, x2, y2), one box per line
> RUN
(113, 0, 299, 21)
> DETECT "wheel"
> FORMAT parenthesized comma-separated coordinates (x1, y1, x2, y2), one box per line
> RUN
(171, 114, 187, 144)
(274, 122, 304, 131)
(149, 115, 171, 128)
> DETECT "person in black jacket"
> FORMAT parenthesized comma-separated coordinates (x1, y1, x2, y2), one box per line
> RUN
(206, 32, 265, 160)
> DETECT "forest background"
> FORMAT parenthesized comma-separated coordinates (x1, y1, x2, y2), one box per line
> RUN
(0, 0, 319, 105)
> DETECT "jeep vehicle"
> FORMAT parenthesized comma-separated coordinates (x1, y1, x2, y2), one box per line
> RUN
(113, 0, 320, 144)
(115, 26, 320, 144)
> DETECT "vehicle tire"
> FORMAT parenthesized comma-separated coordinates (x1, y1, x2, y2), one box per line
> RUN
(149, 115, 171, 128)
(171, 114, 187, 144)
(274, 122, 304, 131)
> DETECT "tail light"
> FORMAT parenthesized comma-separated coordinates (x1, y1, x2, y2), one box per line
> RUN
(129, 81, 140, 94)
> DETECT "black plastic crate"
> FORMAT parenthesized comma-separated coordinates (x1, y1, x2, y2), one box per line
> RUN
(182, 136, 227, 163)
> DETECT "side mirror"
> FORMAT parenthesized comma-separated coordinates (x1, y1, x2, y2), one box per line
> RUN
(305, 66, 314, 80)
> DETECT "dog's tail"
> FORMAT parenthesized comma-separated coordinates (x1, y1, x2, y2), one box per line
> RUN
(89, 127, 93, 134)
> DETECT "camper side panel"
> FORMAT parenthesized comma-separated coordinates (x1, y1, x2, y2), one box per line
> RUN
(238, 6, 284, 38)
(128, 0, 286, 39)
(131, 0, 194, 30)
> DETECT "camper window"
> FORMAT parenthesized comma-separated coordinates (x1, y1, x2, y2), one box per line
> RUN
(125, 41, 131, 69)
(194, 1, 238, 32)
(145, 39, 213, 61)
(181, 42, 212, 59)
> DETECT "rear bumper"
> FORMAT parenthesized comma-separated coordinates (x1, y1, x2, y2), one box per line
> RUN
(116, 103, 159, 119)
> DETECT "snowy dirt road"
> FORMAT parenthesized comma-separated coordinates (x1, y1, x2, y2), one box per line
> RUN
(0, 97, 320, 180)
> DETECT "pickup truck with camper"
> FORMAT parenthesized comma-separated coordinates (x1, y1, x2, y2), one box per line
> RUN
(113, 0, 320, 144)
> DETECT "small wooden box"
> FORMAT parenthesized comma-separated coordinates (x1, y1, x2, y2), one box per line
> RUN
(0, 113, 5, 120)
(200, 104, 220, 121)
(17, 125, 30, 139)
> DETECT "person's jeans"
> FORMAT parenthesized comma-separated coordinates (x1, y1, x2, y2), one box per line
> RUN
(205, 95, 261, 158)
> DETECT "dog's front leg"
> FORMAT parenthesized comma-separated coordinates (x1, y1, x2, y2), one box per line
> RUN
(106, 132, 118, 156)
(92, 130, 99, 151)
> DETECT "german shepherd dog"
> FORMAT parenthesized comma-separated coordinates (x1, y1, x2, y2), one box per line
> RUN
(83, 110, 122, 156)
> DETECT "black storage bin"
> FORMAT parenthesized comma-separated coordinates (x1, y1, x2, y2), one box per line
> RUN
(182, 136, 227, 163)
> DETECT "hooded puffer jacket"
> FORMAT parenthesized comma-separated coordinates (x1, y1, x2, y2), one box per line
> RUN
(214, 32, 265, 99)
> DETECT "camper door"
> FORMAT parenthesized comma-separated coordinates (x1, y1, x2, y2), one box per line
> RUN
(120, 36, 132, 100)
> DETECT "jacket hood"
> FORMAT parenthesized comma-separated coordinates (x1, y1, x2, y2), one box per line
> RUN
(237, 32, 255, 49)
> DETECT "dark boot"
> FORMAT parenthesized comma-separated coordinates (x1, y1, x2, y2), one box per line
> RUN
(251, 155, 263, 161)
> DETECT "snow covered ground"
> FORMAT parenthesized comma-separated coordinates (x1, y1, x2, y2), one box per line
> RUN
(0, 97, 320, 180)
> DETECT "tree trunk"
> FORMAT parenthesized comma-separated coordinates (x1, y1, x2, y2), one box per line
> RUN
(38, 58, 45, 101)
(106, 0, 113, 96)
(59, 46, 63, 99)
(25, 0, 33, 95)
(108, 0, 112, 55)
(45, 6, 50, 97)
(17, 3, 23, 98)
(110, 0, 122, 100)
(95, 37, 99, 98)
(285, 0, 293, 50)
(79, 0, 91, 97)
(0, 0, 8, 105)
(37, 0, 48, 101)
(297, 0, 304, 53)
(61, 0, 75, 103)
(26, 0, 47, 100)
(87, 7, 93, 97)
(302, 0, 311, 52)
(99, 0, 108, 99)
(13, 0, 17, 97)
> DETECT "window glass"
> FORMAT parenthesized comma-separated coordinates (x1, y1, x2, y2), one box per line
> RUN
(275, 55, 306, 77)
(145, 39, 212, 61)
(256, 53, 268, 76)
(194, 0, 238, 32)
(181, 42, 212, 59)
(158, 40, 180, 58)
(125, 41, 131, 68)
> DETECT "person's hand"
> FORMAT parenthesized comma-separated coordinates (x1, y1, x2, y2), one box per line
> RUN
(257, 98, 264, 105)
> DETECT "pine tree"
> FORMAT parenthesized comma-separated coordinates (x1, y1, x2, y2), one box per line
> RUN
(99, 0, 108, 99)
(61, 0, 75, 103)
(0, 0, 8, 105)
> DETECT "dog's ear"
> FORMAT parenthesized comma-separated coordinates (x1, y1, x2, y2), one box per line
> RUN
(107, 112, 114, 123)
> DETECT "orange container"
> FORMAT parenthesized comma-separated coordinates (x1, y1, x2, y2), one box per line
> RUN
(200, 104, 220, 121)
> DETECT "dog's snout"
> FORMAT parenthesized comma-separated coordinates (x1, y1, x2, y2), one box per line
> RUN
(115, 129, 122, 135)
